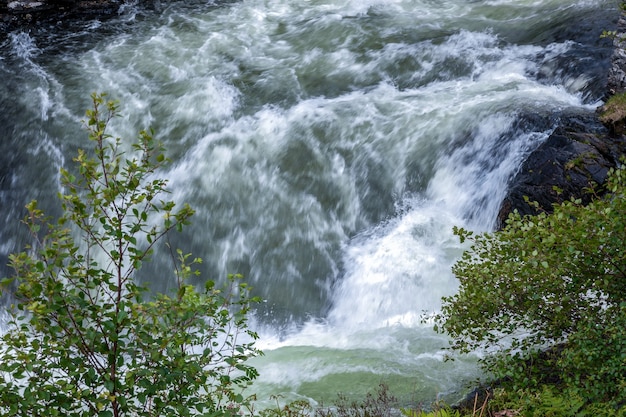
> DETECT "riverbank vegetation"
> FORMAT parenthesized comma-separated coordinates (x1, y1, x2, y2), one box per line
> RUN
(0, 94, 261, 416)
(435, 161, 626, 415)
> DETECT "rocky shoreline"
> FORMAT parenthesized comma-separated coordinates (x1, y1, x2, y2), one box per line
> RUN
(0, 0, 123, 32)
(496, 110, 626, 226)
(497, 10, 626, 226)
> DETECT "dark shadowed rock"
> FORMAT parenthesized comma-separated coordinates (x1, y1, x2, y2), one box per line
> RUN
(497, 113, 626, 228)
(0, 0, 130, 32)
(498, 8, 626, 228)
(607, 12, 626, 96)
(1, 1, 104, 29)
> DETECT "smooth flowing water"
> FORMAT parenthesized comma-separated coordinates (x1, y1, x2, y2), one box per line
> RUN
(0, 0, 615, 407)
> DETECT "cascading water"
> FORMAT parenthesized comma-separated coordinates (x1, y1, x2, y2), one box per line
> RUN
(0, 0, 616, 407)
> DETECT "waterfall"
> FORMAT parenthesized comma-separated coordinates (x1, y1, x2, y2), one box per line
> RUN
(0, 0, 615, 405)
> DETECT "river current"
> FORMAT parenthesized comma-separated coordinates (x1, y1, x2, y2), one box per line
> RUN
(0, 0, 616, 407)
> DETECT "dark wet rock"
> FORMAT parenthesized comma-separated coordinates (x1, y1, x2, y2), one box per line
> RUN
(497, 113, 626, 228)
(452, 385, 493, 414)
(0, 0, 179, 36)
(498, 8, 626, 228)
(532, 7, 616, 102)
(0, 0, 127, 32)
(607, 12, 626, 96)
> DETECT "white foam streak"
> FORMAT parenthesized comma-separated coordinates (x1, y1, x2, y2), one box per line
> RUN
(9, 32, 40, 61)
(329, 201, 464, 329)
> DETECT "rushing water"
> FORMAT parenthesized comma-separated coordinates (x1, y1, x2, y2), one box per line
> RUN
(0, 0, 616, 407)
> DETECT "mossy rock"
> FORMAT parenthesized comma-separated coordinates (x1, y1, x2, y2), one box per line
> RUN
(599, 92, 626, 134)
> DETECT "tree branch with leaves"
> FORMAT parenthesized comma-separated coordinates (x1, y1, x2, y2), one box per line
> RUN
(436, 163, 626, 408)
(0, 93, 261, 417)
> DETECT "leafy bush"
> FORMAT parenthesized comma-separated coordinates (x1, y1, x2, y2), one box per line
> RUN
(258, 397, 313, 417)
(557, 303, 626, 405)
(319, 383, 398, 417)
(0, 94, 261, 416)
(436, 163, 626, 408)
(487, 385, 626, 417)
(402, 406, 461, 417)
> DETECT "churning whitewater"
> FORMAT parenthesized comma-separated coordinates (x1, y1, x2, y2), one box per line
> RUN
(0, 0, 615, 406)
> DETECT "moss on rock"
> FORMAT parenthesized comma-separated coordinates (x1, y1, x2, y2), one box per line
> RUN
(599, 91, 626, 135)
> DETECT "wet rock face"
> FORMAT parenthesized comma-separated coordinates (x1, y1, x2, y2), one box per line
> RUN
(607, 13, 626, 96)
(498, 10, 626, 229)
(497, 113, 626, 228)
(0, 0, 122, 31)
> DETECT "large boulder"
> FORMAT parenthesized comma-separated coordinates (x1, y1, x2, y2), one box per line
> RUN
(498, 10, 626, 228)
(497, 113, 626, 228)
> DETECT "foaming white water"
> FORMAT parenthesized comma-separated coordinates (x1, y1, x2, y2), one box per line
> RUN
(7, 33, 59, 121)
(9, 32, 40, 61)
(132, 9, 598, 398)
(328, 199, 463, 329)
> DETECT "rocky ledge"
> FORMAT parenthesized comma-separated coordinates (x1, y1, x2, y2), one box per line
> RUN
(0, 0, 124, 31)
(497, 113, 626, 227)
(497, 12, 626, 227)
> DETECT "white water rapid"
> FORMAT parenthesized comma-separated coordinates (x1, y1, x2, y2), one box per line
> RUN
(0, 0, 616, 407)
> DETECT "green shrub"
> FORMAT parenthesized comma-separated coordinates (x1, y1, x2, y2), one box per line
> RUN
(258, 397, 313, 417)
(487, 385, 626, 417)
(436, 162, 626, 408)
(557, 303, 626, 406)
(0, 93, 261, 416)
(401, 406, 460, 417)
